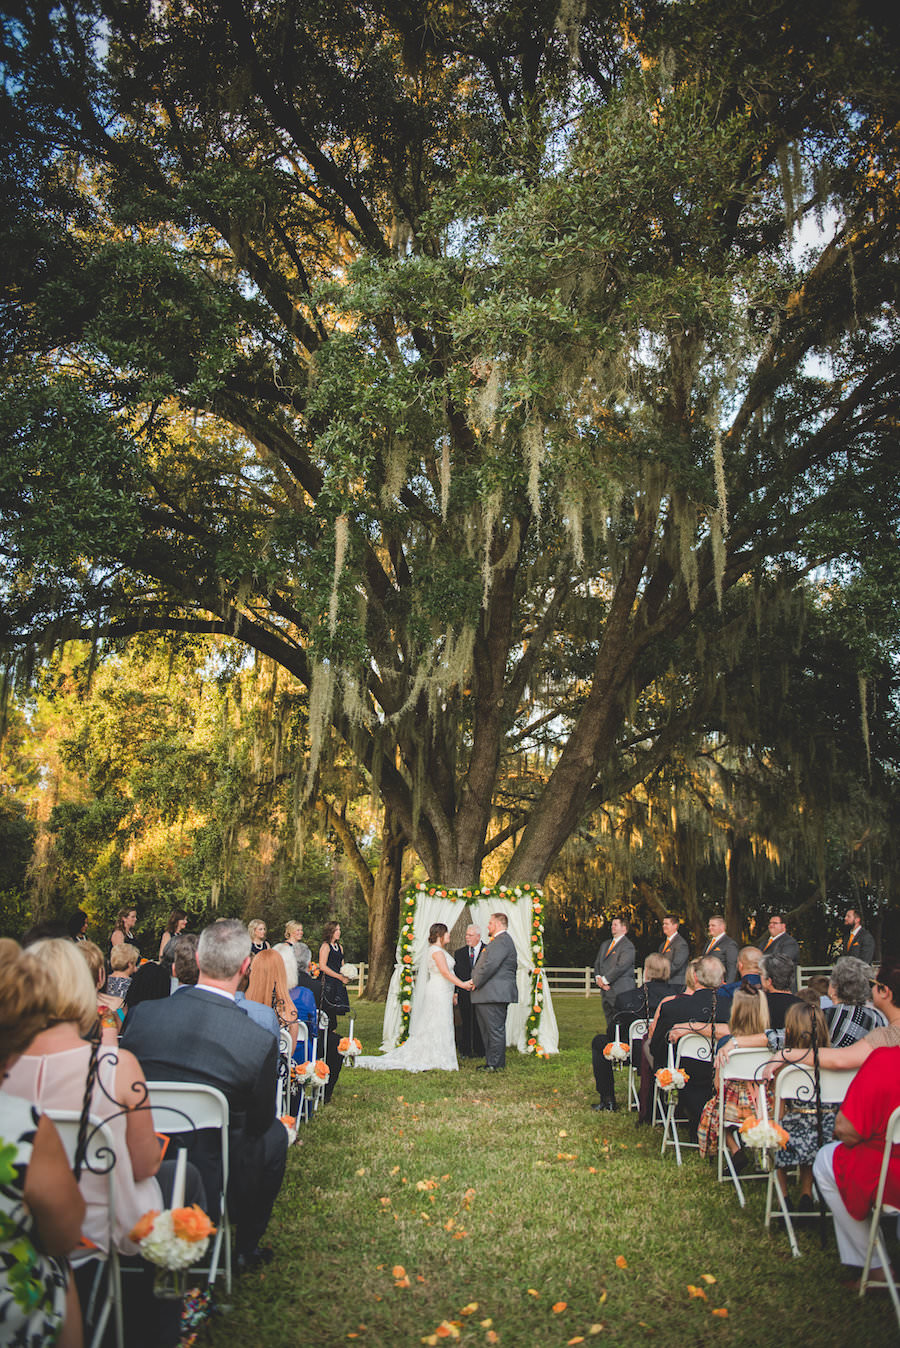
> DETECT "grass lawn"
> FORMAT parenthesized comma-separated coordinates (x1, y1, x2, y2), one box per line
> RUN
(200, 995, 897, 1347)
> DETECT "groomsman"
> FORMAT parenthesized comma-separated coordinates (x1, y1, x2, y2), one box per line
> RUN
(757, 914, 800, 984)
(454, 925, 486, 1058)
(593, 915, 637, 1025)
(658, 915, 689, 990)
(703, 914, 739, 984)
(843, 908, 876, 965)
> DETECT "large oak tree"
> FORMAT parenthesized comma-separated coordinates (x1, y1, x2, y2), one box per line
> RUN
(2, 0, 898, 981)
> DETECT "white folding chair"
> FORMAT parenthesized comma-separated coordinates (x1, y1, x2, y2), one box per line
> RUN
(715, 1048, 775, 1207)
(765, 1064, 856, 1258)
(660, 1034, 714, 1165)
(147, 1082, 232, 1293)
(46, 1110, 124, 1348)
(277, 1028, 293, 1118)
(627, 1019, 647, 1112)
(860, 1103, 900, 1324)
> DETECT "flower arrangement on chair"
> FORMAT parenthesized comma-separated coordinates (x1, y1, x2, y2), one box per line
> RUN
(129, 1204, 216, 1299)
(655, 1066, 690, 1091)
(739, 1115, 789, 1153)
(603, 1027, 629, 1064)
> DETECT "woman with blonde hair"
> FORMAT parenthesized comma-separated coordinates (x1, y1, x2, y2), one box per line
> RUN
(0, 940, 85, 1348)
(247, 919, 270, 957)
(3, 939, 205, 1346)
(246, 948, 300, 1050)
(698, 983, 772, 1166)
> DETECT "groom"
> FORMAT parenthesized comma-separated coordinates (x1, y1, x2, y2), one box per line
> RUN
(471, 912, 519, 1071)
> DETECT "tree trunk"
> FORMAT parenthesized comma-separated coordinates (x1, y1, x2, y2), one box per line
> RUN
(364, 812, 405, 999)
(724, 830, 750, 941)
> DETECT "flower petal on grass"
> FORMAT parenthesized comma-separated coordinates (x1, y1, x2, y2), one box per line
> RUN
(392, 1265, 406, 1278)
(711, 1308, 729, 1318)
(486, 1334, 499, 1345)
(597, 1291, 608, 1306)
(355, 1167, 366, 1176)
(589, 1326, 604, 1336)
(479, 1319, 493, 1329)
(552, 1301, 567, 1313)
(700, 1274, 716, 1285)
(687, 1285, 707, 1300)
(615, 1256, 627, 1269)
(527, 1289, 539, 1297)
(568, 1338, 585, 1345)
(460, 1303, 478, 1316)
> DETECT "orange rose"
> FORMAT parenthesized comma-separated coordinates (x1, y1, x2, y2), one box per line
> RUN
(403, 955, 412, 964)
(129, 1210, 159, 1243)
(314, 1060, 329, 1079)
(338, 1037, 350, 1051)
(172, 1204, 216, 1242)
(402, 1002, 411, 1013)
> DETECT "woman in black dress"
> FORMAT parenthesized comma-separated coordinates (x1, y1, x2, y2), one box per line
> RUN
(318, 921, 350, 1032)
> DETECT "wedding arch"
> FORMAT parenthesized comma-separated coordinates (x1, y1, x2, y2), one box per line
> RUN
(379, 883, 560, 1056)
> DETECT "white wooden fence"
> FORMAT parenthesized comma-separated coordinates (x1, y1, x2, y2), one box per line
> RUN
(352, 962, 834, 997)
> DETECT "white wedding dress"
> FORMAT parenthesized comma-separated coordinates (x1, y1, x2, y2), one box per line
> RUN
(356, 946, 458, 1072)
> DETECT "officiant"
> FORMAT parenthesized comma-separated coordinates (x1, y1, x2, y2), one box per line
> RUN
(454, 925, 486, 1058)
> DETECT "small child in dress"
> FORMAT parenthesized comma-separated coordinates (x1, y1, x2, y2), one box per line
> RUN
(105, 942, 139, 999)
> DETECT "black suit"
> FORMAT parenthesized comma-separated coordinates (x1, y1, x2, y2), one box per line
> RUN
(121, 985, 288, 1255)
(844, 927, 876, 965)
(453, 944, 485, 1058)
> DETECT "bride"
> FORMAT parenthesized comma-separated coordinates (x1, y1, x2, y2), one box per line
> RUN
(356, 923, 473, 1072)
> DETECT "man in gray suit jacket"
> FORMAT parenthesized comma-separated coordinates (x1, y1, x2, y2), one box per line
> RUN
(471, 913, 519, 1070)
(121, 919, 288, 1269)
(593, 915, 637, 1024)
(703, 914, 740, 984)
(659, 915, 690, 990)
(757, 913, 800, 988)
(843, 908, 876, 965)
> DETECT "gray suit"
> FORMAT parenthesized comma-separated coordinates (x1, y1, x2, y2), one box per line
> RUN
(471, 931, 519, 1068)
(845, 928, 876, 965)
(593, 936, 636, 1023)
(704, 934, 739, 984)
(758, 931, 800, 988)
(659, 932, 690, 988)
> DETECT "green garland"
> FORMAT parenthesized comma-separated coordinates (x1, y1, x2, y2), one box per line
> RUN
(397, 882, 547, 1056)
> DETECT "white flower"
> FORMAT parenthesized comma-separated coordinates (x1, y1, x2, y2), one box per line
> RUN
(138, 1211, 210, 1271)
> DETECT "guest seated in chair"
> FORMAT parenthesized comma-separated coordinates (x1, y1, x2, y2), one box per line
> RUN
(248, 948, 300, 1051)
(120, 920, 288, 1273)
(697, 984, 772, 1169)
(5, 938, 205, 1348)
(648, 955, 728, 1140)
(591, 953, 672, 1112)
(812, 1042, 900, 1288)
(0, 940, 85, 1348)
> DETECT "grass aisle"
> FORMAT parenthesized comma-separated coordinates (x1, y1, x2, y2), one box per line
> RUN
(209, 999, 895, 1347)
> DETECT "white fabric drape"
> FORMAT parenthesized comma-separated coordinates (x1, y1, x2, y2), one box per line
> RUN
(380, 893, 559, 1055)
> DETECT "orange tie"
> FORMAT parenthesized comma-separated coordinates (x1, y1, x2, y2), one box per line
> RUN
(848, 933, 858, 948)
(764, 936, 775, 949)
(705, 939, 716, 953)
(662, 939, 672, 952)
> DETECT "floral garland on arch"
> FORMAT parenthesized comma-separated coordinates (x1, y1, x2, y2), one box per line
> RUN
(397, 882, 547, 1054)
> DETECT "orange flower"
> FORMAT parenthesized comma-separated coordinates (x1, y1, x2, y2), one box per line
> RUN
(314, 1060, 329, 1079)
(172, 1204, 216, 1242)
(129, 1210, 159, 1243)
(687, 1285, 707, 1300)
(403, 955, 412, 964)
(615, 1255, 628, 1269)
(711, 1308, 728, 1317)
(402, 1002, 411, 1012)
(552, 1301, 567, 1312)
(338, 1037, 350, 1051)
